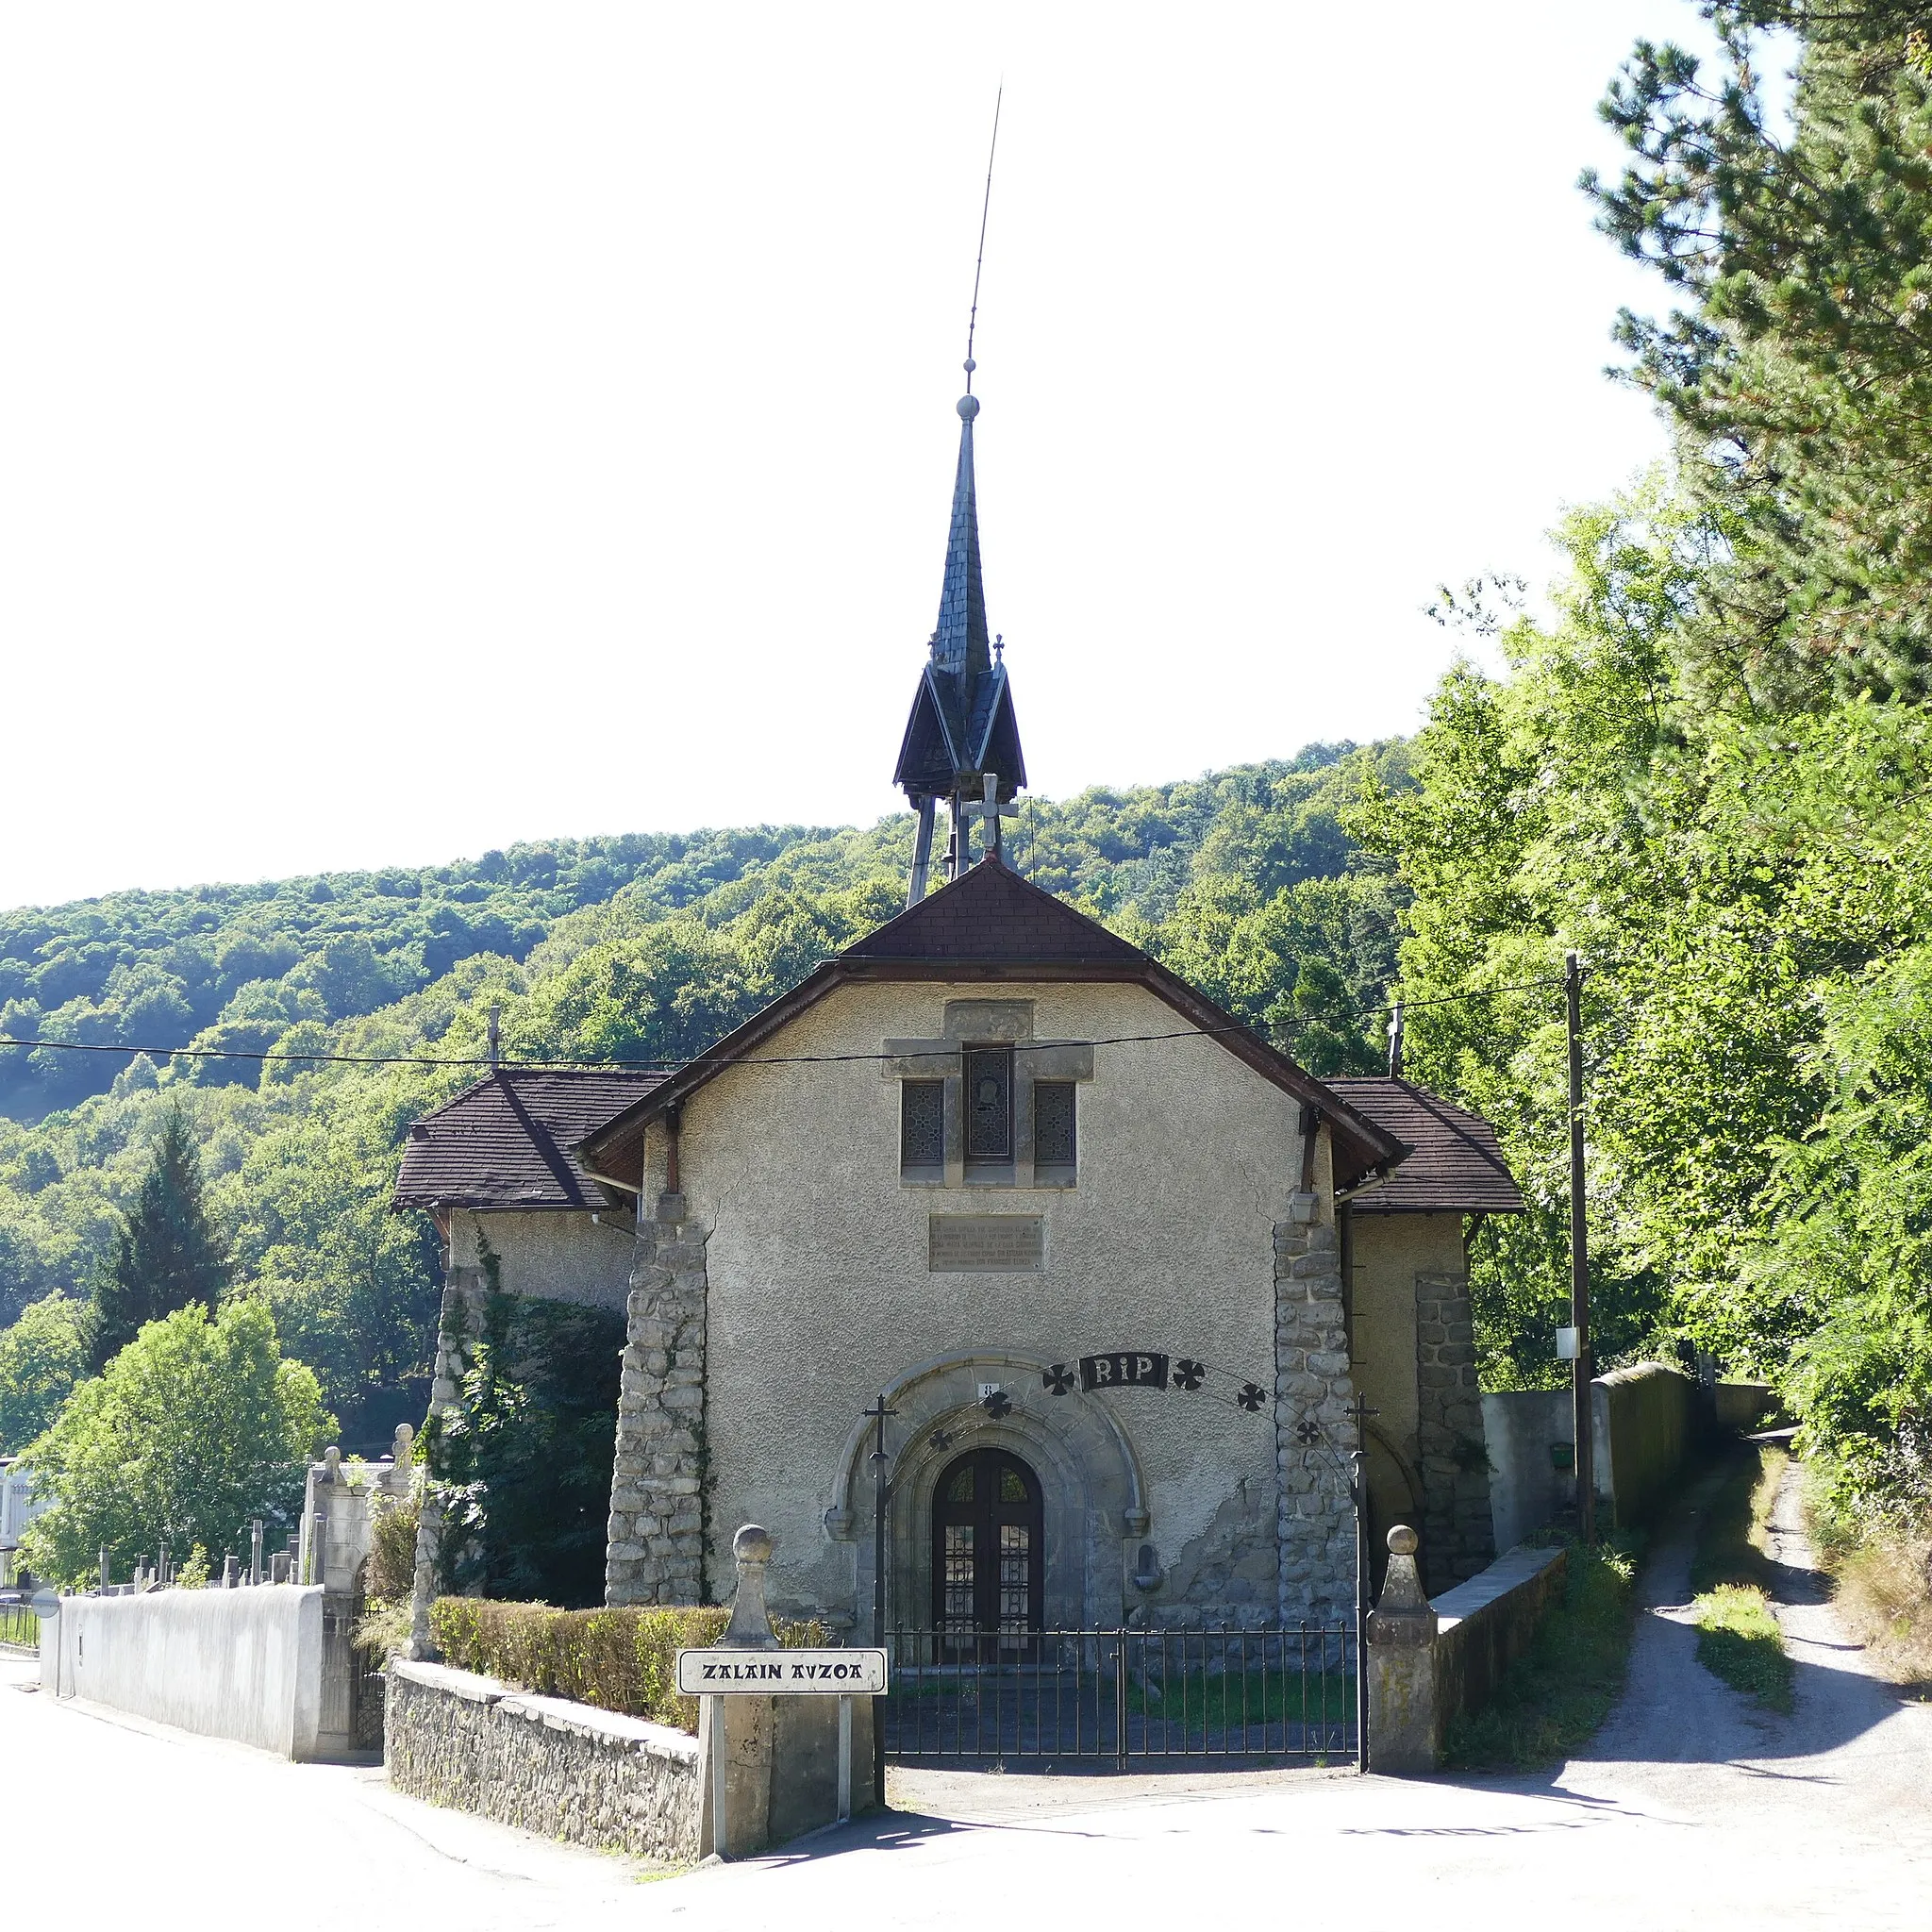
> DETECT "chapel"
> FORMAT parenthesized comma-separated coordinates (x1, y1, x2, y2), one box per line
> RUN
(395, 381, 1524, 1634)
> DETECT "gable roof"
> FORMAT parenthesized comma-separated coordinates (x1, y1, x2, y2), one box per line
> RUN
(1324, 1078, 1524, 1215)
(844, 854, 1147, 966)
(393, 1069, 665, 1212)
(576, 858, 1407, 1191)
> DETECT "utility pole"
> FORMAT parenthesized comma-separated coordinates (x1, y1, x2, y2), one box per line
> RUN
(1566, 951, 1595, 1545)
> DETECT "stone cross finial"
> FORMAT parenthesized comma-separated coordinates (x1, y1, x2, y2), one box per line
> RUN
(722, 1524, 779, 1650)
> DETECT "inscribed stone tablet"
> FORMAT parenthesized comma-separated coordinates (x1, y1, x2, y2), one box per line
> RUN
(928, 1214, 1045, 1273)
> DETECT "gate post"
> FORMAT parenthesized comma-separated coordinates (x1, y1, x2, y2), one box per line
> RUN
(1364, 1525, 1440, 1774)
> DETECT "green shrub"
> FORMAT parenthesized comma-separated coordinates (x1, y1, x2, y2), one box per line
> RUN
(366, 1489, 419, 1602)
(426, 1597, 829, 1733)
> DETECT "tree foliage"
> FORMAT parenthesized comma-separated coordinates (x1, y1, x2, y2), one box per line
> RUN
(0, 753, 1401, 1437)
(1351, 2, 1932, 1502)
(0, 1291, 88, 1454)
(19, 1300, 327, 1586)
(89, 1103, 230, 1368)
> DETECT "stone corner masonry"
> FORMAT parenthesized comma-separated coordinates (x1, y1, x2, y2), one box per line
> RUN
(1274, 1214, 1355, 1623)
(607, 1191, 708, 1607)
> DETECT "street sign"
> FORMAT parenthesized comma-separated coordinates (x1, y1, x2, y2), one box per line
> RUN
(28, 1588, 58, 1621)
(675, 1647, 888, 1696)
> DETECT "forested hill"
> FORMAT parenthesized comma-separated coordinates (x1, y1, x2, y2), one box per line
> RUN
(0, 744, 1404, 1442)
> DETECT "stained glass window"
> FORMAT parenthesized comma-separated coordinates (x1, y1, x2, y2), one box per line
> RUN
(964, 1048, 1012, 1160)
(901, 1079, 944, 1171)
(1033, 1080, 1075, 1173)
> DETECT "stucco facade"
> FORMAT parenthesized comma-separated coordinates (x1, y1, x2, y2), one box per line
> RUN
(607, 977, 1344, 1630)
(1347, 1211, 1495, 1591)
(445, 1207, 635, 1312)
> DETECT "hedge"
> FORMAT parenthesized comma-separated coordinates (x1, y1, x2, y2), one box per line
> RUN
(427, 1599, 828, 1734)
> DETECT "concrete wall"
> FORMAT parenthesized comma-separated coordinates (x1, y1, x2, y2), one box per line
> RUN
(1715, 1382, 1778, 1433)
(641, 979, 1311, 1630)
(1346, 1215, 1432, 1528)
(1483, 1390, 1576, 1556)
(1485, 1362, 1701, 1549)
(1598, 1363, 1695, 1528)
(39, 1586, 324, 1759)
(447, 1207, 635, 1310)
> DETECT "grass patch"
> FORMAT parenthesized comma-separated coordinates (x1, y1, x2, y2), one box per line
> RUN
(1687, 1442, 1793, 1711)
(1124, 1668, 1355, 1728)
(1692, 1584, 1793, 1710)
(1442, 1533, 1642, 1770)
(1689, 1441, 1788, 1599)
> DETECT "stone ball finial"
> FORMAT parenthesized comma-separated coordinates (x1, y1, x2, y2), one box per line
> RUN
(733, 1524, 773, 1568)
(1387, 1524, 1419, 1557)
(958, 392, 981, 422)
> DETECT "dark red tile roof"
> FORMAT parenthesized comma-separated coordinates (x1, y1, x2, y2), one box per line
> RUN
(393, 1069, 664, 1211)
(1324, 1077, 1524, 1214)
(844, 857, 1144, 965)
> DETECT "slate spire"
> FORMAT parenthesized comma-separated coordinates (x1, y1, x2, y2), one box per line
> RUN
(893, 383, 1027, 902)
(932, 393, 991, 681)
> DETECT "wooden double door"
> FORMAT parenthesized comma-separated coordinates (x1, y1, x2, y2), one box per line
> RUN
(931, 1447, 1044, 1636)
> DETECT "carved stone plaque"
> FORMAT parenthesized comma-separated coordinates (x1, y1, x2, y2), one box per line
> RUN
(928, 1214, 1045, 1274)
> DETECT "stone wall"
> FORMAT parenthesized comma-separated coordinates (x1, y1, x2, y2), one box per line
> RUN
(386, 1657, 701, 1863)
(606, 1191, 709, 1607)
(1274, 1204, 1356, 1624)
(1413, 1269, 1494, 1591)
(1365, 1532, 1568, 1774)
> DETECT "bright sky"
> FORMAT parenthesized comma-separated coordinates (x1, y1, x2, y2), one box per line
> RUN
(0, 2, 1731, 911)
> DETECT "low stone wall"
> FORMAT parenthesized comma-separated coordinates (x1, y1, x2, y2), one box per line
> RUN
(386, 1657, 701, 1864)
(39, 1585, 323, 1759)
(1365, 1531, 1567, 1774)
(1432, 1543, 1569, 1727)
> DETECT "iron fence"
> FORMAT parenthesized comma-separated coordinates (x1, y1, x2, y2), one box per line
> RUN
(882, 1623, 1356, 1767)
(0, 1605, 36, 1649)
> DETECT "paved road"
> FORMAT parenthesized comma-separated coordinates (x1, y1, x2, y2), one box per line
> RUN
(10, 1472, 1930, 1931)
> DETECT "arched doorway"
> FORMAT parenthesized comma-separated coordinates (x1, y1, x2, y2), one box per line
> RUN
(931, 1447, 1044, 1638)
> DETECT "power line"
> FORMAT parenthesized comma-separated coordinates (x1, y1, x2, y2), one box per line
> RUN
(0, 973, 1583, 1077)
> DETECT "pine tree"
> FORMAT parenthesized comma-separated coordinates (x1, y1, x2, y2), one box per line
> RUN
(90, 1105, 231, 1369)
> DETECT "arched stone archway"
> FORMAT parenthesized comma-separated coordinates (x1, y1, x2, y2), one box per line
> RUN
(823, 1350, 1149, 1631)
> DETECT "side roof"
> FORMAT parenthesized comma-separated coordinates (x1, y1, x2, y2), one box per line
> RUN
(577, 858, 1407, 1190)
(1324, 1078, 1524, 1215)
(393, 1069, 666, 1212)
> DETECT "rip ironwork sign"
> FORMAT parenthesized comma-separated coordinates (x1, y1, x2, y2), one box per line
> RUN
(1078, 1350, 1169, 1391)
(1030, 1351, 1268, 1414)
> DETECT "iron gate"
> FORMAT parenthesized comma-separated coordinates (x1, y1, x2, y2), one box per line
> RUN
(882, 1623, 1357, 1766)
